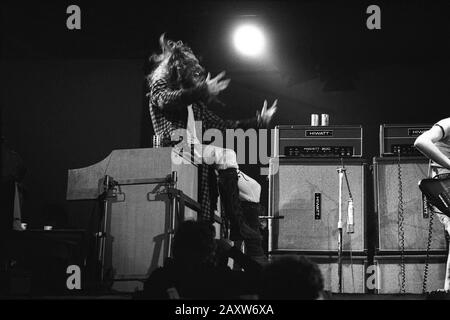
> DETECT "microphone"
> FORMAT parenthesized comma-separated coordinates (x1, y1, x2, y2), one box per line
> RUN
(347, 199, 354, 234)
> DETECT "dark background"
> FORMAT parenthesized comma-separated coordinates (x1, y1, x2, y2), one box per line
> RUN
(1, 0, 450, 229)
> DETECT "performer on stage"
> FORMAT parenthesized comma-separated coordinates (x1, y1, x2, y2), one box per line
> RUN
(415, 117, 450, 292)
(146, 34, 277, 263)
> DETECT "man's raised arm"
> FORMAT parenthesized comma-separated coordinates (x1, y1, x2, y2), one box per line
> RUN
(414, 118, 450, 170)
(149, 77, 209, 111)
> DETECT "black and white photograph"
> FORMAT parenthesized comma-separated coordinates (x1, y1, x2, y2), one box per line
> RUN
(1, 0, 450, 311)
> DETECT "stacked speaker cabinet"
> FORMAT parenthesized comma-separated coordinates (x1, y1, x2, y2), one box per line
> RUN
(374, 255, 447, 293)
(373, 156, 448, 293)
(268, 157, 368, 293)
(374, 157, 447, 253)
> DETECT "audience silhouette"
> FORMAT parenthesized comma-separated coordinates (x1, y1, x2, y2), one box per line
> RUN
(142, 220, 263, 299)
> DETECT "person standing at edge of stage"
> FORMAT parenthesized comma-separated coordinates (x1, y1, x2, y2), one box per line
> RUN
(415, 117, 450, 292)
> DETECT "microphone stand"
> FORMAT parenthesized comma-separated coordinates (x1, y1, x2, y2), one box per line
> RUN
(337, 159, 354, 294)
(337, 168, 345, 294)
(97, 175, 117, 285)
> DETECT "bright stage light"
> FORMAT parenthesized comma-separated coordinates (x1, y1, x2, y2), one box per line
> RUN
(233, 24, 266, 57)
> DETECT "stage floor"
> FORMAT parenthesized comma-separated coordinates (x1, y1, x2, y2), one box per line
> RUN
(2, 292, 450, 300)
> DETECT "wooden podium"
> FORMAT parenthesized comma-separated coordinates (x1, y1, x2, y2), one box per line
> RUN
(66, 147, 199, 292)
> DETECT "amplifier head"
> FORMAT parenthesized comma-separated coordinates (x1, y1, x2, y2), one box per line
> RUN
(379, 124, 431, 157)
(275, 125, 363, 158)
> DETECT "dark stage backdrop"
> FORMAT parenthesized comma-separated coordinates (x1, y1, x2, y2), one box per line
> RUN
(2, 1, 450, 230)
(1, 59, 146, 227)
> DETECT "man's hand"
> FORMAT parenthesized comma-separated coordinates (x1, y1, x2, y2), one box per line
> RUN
(205, 71, 230, 101)
(258, 99, 278, 127)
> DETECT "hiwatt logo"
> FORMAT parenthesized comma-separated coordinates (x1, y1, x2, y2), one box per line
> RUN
(314, 193, 321, 220)
(305, 130, 333, 137)
(408, 128, 429, 137)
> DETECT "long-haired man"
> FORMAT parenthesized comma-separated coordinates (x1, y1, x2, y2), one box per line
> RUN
(146, 34, 277, 263)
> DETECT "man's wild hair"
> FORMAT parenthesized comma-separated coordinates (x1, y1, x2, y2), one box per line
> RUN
(147, 33, 203, 89)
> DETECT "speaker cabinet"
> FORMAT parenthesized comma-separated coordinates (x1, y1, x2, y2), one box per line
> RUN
(270, 254, 368, 293)
(106, 184, 170, 293)
(374, 255, 447, 293)
(373, 157, 447, 252)
(66, 148, 198, 292)
(104, 157, 198, 293)
(268, 158, 367, 252)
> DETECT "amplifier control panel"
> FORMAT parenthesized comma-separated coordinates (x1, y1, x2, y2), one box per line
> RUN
(391, 144, 423, 157)
(285, 146, 354, 157)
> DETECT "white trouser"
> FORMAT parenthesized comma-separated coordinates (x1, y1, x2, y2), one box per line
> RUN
(182, 105, 261, 203)
(188, 143, 261, 203)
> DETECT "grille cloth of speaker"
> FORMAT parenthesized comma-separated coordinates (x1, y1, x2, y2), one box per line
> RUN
(270, 160, 366, 252)
(318, 259, 366, 293)
(374, 158, 447, 251)
(375, 256, 447, 293)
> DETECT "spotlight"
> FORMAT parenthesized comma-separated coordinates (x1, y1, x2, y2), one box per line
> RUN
(233, 24, 266, 57)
